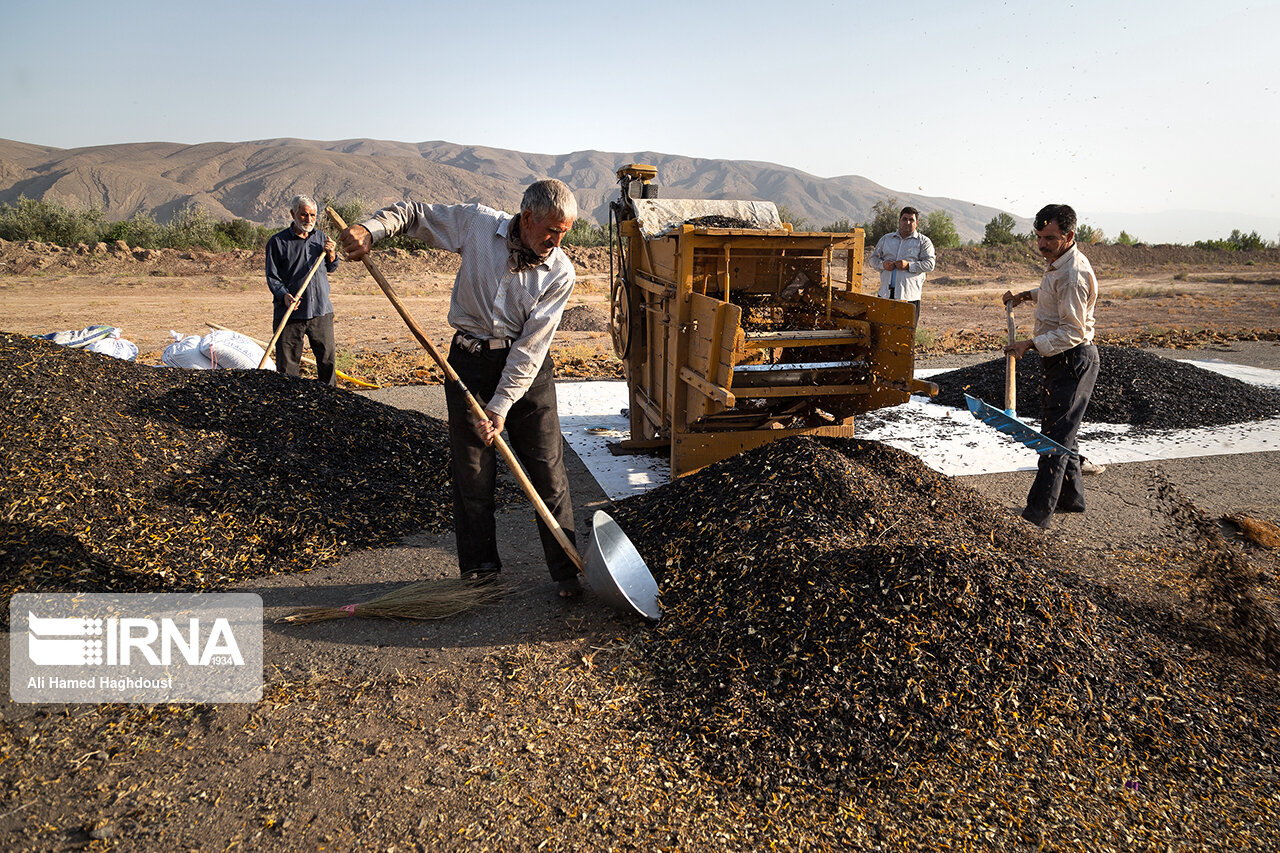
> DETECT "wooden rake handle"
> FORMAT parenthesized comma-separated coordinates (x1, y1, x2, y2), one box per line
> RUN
(327, 207, 584, 572)
(1005, 301, 1017, 414)
(259, 252, 327, 369)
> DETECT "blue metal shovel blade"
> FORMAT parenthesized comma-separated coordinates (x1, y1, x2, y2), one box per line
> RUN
(963, 394, 1078, 456)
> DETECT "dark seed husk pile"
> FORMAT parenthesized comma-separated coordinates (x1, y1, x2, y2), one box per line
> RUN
(611, 436, 1279, 841)
(931, 345, 1280, 427)
(0, 331, 460, 604)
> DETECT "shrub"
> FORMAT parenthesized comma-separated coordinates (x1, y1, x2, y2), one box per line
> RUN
(920, 210, 960, 248)
(1194, 229, 1275, 251)
(564, 218, 611, 247)
(162, 205, 221, 250)
(102, 212, 164, 248)
(214, 218, 270, 249)
(0, 197, 106, 245)
(321, 196, 367, 235)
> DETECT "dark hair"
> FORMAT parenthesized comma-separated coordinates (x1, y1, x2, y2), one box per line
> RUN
(1035, 204, 1077, 233)
(900, 206, 920, 218)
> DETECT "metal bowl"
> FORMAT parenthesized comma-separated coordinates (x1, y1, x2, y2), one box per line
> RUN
(583, 511, 660, 620)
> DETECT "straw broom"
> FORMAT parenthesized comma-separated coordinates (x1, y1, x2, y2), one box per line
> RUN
(278, 577, 512, 623)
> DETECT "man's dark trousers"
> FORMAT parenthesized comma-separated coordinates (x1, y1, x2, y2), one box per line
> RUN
(276, 313, 336, 386)
(1025, 343, 1099, 524)
(444, 341, 577, 582)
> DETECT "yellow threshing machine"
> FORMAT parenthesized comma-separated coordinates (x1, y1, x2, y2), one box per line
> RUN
(607, 164, 937, 478)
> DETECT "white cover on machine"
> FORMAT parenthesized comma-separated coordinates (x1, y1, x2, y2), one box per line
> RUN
(163, 333, 213, 369)
(630, 198, 783, 239)
(199, 329, 274, 370)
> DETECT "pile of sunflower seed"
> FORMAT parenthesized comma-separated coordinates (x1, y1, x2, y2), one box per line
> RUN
(0, 331, 464, 605)
(930, 345, 1280, 427)
(610, 436, 1279, 838)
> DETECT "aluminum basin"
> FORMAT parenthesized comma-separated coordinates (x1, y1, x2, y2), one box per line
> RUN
(583, 510, 660, 620)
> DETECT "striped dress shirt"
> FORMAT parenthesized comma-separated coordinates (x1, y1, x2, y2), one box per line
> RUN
(360, 202, 575, 418)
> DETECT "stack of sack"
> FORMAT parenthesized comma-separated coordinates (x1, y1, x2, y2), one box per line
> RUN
(162, 329, 275, 371)
(33, 324, 139, 362)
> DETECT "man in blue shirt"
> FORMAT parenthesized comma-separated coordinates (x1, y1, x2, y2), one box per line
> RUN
(264, 195, 339, 384)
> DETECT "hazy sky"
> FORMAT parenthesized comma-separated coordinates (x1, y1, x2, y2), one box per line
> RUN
(3, 0, 1277, 243)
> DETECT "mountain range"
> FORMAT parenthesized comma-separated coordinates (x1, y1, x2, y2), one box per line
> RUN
(0, 137, 1029, 242)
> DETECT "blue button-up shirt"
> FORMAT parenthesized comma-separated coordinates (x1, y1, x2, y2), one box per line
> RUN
(265, 226, 338, 326)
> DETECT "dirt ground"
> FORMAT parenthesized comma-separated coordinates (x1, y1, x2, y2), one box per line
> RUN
(2, 240, 1280, 851)
(2, 239, 1278, 367)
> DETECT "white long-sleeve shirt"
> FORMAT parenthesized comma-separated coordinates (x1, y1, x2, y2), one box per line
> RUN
(867, 230, 936, 302)
(360, 202, 575, 419)
(1028, 243, 1098, 357)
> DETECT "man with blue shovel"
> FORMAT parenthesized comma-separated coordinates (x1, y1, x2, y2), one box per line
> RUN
(1003, 203, 1100, 530)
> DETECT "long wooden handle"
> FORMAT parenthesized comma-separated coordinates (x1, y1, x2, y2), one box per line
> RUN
(1005, 302, 1017, 414)
(327, 208, 584, 572)
(259, 252, 327, 369)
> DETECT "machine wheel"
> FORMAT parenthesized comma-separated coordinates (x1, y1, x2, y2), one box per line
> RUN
(609, 276, 631, 359)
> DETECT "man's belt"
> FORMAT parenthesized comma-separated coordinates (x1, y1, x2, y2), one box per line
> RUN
(453, 330, 512, 354)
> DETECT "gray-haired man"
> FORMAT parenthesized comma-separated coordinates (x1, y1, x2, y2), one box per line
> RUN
(264, 195, 339, 384)
(339, 180, 583, 598)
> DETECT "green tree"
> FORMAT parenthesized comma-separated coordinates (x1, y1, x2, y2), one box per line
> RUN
(920, 210, 960, 248)
(1075, 223, 1106, 244)
(982, 212, 1021, 245)
(822, 218, 855, 233)
(1115, 230, 1139, 246)
(864, 197, 902, 245)
(1227, 228, 1270, 251)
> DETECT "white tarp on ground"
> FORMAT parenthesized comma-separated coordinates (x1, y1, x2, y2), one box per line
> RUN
(558, 360, 1280, 500)
(34, 324, 138, 361)
(629, 198, 783, 239)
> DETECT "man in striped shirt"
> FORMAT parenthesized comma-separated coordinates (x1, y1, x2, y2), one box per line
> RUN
(340, 180, 584, 599)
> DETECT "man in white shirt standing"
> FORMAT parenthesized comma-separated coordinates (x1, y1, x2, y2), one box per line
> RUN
(1002, 203, 1100, 530)
(339, 179, 585, 599)
(868, 206, 936, 323)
